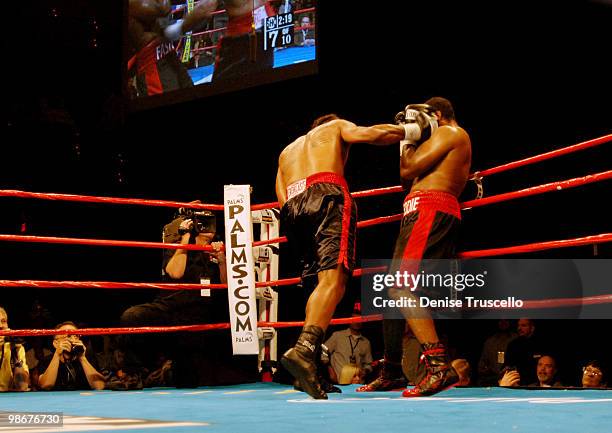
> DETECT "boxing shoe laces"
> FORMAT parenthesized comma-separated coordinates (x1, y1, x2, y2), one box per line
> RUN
(402, 342, 458, 397)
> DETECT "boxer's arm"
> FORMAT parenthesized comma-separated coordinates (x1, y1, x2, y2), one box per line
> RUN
(340, 122, 405, 145)
(164, 228, 191, 280)
(183, 0, 218, 33)
(165, 0, 218, 40)
(399, 127, 457, 181)
(129, 0, 172, 19)
(275, 167, 287, 207)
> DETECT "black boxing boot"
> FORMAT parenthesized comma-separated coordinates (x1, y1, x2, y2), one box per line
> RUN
(281, 325, 327, 399)
(356, 358, 406, 392)
(293, 376, 342, 394)
(402, 342, 458, 397)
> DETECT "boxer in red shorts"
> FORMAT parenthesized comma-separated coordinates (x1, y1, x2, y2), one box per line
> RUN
(358, 97, 472, 397)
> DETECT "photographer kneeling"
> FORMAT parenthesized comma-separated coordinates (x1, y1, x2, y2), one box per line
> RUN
(38, 321, 105, 390)
(111, 207, 227, 390)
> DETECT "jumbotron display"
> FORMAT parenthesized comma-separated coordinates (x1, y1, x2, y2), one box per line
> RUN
(126, 0, 317, 108)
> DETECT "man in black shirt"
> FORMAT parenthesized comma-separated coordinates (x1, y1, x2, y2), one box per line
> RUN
(111, 208, 226, 390)
(38, 322, 105, 391)
(503, 318, 548, 386)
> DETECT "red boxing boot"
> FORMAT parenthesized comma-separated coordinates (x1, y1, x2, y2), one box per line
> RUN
(356, 359, 406, 392)
(402, 342, 458, 397)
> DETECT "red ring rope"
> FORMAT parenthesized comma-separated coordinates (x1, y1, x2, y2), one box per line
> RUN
(1, 135, 608, 212)
(0, 190, 224, 211)
(0, 315, 382, 338)
(473, 134, 611, 178)
(0, 235, 216, 252)
(458, 233, 611, 258)
(0, 266, 391, 291)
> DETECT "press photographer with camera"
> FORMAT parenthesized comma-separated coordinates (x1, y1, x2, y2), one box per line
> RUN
(163, 207, 226, 283)
(0, 306, 30, 391)
(110, 205, 227, 390)
(38, 321, 105, 390)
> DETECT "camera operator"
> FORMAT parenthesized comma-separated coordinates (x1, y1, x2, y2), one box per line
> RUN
(163, 208, 227, 283)
(38, 321, 105, 391)
(0, 306, 29, 392)
(111, 206, 227, 390)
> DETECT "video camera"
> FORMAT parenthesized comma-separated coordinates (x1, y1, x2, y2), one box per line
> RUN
(177, 208, 217, 235)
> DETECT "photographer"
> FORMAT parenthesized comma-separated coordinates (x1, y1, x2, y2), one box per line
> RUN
(38, 321, 105, 390)
(163, 208, 226, 283)
(111, 207, 227, 390)
(0, 306, 29, 392)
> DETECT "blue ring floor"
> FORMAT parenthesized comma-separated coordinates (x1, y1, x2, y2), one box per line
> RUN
(2, 383, 611, 433)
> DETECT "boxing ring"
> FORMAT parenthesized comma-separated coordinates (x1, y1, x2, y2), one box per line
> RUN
(1, 133, 611, 432)
(177, 4, 317, 85)
(1, 384, 612, 433)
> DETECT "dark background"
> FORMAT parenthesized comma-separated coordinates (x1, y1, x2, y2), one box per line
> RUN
(2, 0, 611, 385)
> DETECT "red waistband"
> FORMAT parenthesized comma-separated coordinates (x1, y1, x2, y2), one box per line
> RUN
(403, 190, 461, 219)
(306, 172, 349, 189)
(286, 172, 349, 201)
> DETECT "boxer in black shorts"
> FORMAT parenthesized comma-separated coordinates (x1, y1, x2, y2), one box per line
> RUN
(358, 97, 472, 397)
(276, 115, 407, 399)
(281, 172, 357, 280)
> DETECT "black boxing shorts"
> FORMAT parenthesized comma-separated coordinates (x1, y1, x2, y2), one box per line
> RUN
(212, 4, 274, 82)
(212, 32, 274, 82)
(391, 190, 461, 275)
(280, 172, 357, 280)
(135, 38, 193, 96)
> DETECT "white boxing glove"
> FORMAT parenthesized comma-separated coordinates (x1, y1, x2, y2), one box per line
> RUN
(164, 19, 185, 41)
(402, 109, 431, 144)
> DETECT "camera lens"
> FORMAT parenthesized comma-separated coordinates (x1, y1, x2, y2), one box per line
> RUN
(71, 344, 85, 356)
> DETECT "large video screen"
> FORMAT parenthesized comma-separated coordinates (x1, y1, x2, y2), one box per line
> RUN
(126, 0, 317, 109)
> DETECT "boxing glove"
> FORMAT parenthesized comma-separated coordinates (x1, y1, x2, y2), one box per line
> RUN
(164, 19, 184, 41)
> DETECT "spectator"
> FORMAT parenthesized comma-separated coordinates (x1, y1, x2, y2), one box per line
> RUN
(294, 15, 315, 46)
(499, 354, 562, 388)
(112, 207, 226, 390)
(581, 360, 606, 388)
(477, 319, 517, 386)
(38, 321, 105, 391)
(504, 318, 548, 385)
(324, 307, 373, 385)
(530, 355, 562, 387)
(452, 358, 472, 387)
(498, 366, 521, 387)
(0, 306, 29, 392)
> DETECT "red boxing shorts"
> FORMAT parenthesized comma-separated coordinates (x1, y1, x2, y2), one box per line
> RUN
(280, 172, 357, 280)
(135, 38, 193, 96)
(391, 190, 461, 274)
